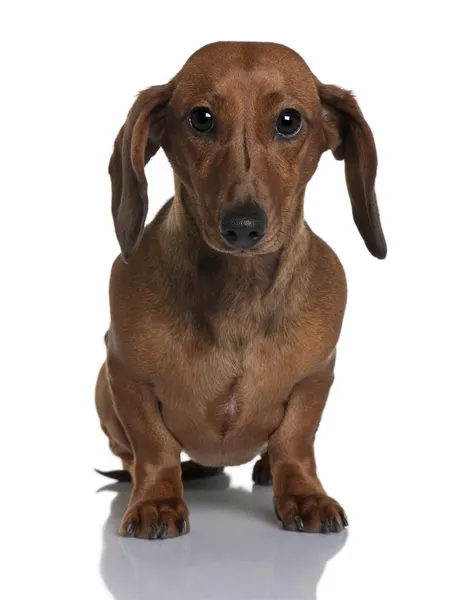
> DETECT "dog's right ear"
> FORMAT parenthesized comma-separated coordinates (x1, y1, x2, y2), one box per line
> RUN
(109, 83, 173, 262)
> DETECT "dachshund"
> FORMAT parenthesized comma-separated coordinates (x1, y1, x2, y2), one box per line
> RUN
(95, 41, 386, 539)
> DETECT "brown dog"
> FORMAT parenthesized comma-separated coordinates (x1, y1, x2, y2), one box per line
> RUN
(95, 41, 386, 540)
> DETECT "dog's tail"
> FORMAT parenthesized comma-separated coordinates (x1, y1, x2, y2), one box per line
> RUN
(95, 461, 224, 483)
(95, 468, 132, 482)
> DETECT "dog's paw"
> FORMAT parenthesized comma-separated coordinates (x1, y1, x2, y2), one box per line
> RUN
(120, 497, 190, 540)
(252, 457, 272, 486)
(274, 494, 348, 533)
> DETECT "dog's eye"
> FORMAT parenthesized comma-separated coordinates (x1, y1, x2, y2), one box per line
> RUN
(276, 109, 302, 137)
(190, 107, 215, 133)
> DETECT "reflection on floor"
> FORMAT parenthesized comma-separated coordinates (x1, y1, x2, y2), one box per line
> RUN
(98, 473, 347, 600)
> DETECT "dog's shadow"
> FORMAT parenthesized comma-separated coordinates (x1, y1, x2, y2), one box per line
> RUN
(98, 474, 348, 600)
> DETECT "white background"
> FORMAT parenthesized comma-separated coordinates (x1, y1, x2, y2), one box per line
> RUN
(1, 1, 467, 599)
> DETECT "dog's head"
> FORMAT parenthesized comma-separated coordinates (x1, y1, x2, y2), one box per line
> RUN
(109, 42, 386, 262)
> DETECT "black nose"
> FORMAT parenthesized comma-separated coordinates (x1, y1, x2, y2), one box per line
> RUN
(219, 205, 267, 249)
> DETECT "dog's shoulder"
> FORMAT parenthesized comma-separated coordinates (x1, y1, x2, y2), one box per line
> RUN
(302, 225, 347, 300)
(109, 200, 172, 297)
(106, 203, 175, 365)
(288, 226, 347, 349)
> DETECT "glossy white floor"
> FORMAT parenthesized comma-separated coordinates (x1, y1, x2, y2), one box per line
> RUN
(96, 470, 348, 600)
(33, 437, 468, 600)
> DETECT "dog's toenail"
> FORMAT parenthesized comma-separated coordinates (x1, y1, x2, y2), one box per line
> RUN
(321, 520, 330, 534)
(159, 523, 168, 539)
(294, 515, 305, 532)
(150, 524, 159, 539)
(126, 521, 137, 536)
(179, 519, 187, 535)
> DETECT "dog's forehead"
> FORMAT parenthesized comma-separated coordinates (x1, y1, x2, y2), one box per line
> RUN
(173, 42, 318, 106)
(184, 41, 309, 69)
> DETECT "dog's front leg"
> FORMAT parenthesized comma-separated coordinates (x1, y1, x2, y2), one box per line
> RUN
(268, 355, 348, 534)
(108, 362, 189, 539)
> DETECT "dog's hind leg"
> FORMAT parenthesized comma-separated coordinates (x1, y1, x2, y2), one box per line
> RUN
(252, 451, 272, 486)
(181, 461, 224, 480)
(95, 361, 224, 483)
(95, 361, 134, 479)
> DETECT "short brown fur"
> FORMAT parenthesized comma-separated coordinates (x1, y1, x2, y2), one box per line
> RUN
(95, 41, 386, 539)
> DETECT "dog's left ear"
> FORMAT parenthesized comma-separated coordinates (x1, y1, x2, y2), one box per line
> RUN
(109, 83, 174, 262)
(319, 83, 387, 259)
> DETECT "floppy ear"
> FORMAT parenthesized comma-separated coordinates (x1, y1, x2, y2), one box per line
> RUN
(109, 83, 173, 262)
(319, 83, 387, 259)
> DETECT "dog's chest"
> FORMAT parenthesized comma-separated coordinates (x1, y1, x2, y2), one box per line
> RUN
(155, 325, 311, 459)
(147, 270, 334, 455)
(159, 357, 287, 466)
(216, 379, 239, 435)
